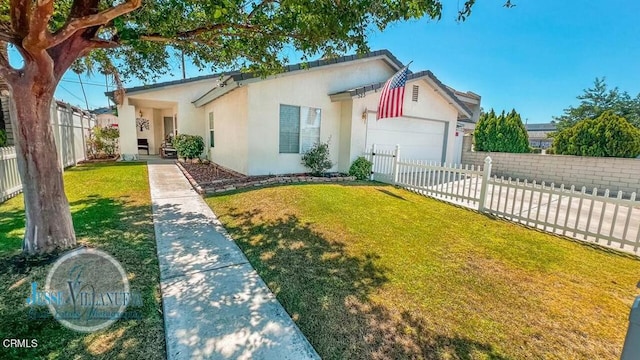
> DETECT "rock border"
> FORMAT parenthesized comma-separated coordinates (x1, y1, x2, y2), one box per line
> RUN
(176, 161, 356, 195)
(176, 161, 205, 194)
(203, 174, 357, 194)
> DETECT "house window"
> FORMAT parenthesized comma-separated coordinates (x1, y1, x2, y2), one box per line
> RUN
(412, 85, 419, 102)
(279, 104, 321, 153)
(208, 112, 214, 148)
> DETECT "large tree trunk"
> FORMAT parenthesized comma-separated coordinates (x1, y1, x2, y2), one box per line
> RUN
(10, 70, 76, 254)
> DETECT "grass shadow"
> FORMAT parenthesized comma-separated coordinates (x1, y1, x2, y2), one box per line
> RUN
(220, 207, 509, 359)
(376, 188, 407, 200)
(0, 194, 164, 359)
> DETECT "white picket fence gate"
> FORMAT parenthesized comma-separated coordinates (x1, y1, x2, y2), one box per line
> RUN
(367, 144, 640, 254)
(0, 147, 22, 202)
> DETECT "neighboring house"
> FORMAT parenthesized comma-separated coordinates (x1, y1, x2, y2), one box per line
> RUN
(526, 122, 556, 149)
(107, 50, 481, 175)
(91, 106, 119, 128)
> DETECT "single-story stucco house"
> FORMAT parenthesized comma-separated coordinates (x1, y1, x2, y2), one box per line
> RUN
(107, 50, 481, 175)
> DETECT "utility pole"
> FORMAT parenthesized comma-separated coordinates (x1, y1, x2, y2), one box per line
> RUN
(105, 73, 111, 108)
(181, 51, 186, 80)
(78, 73, 90, 110)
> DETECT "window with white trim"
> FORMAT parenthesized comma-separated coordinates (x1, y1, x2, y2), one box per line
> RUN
(279, 105, 321, 153)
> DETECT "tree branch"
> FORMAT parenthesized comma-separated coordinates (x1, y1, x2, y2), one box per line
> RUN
(24, 0, 55, 50)
(143, 23, 256, 41)
(10, 0, 31, 36)
(0, 29, 20, 45)
(87, 37, 121, 49)
(140, 22, 299, 43)
(50, 0, 142, 48)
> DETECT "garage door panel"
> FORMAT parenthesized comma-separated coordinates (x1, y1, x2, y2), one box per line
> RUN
(366, 117, 445, 162)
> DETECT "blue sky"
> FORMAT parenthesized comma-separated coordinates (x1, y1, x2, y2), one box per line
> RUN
(50, 0, 640, 124)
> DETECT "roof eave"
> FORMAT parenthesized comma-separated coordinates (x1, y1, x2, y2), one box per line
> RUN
(198, 51, 404, 106)
(192, 79, 239, 107)
(421, 74, 473, 119)
(330, 73, 473, 119)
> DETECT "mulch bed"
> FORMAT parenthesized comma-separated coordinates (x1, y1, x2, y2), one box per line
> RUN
(78, 155, 120, 164)
(178, 161, 356, 194)
(180, 162, 245, 186)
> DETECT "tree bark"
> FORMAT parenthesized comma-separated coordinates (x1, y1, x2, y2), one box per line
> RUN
(10, 69, 76, 254)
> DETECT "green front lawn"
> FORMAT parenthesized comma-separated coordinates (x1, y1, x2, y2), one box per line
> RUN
(0, 163, 164, 359)
(207, 183, 640, 360)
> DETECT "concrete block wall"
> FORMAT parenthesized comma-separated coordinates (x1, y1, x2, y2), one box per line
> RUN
(461, 135, 640, 196)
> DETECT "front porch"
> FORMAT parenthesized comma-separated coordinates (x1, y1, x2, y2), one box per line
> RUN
(117, 98, 178, 160)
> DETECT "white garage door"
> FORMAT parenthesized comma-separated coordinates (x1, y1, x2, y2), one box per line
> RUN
(366, 117, 446, 162)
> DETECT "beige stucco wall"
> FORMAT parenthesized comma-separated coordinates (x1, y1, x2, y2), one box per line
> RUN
(204, 87, 249, 174)
(117, 104, 138, 158)
(136, 108, 157, 154)
(461, 136, 640, 195)
(244, 59, 394, 175)
(152, 109, 164, 153)
(337, 100, 354, 172)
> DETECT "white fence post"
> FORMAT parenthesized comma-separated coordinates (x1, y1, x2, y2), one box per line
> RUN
(370, 144, 376, 181)
(478, 156, 492, 212)
(392, 144, 400, 185)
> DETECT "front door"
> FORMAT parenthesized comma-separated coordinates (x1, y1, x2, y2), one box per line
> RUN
(163, 117, 174, 139)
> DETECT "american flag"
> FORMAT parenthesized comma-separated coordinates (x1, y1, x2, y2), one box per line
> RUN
(377, 66, 409, 120)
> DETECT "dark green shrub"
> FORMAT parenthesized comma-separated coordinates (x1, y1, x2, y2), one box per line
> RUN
(545, 148, 555, 155)
(0, 129, 6, 147)
(474, 109, 529, 153)
(301, 141, 333, 176)
(553, 111, 640, 157)
(530, 148, 542, 154)
(349, 157, 372, 180)
(173, 134, 205, 160)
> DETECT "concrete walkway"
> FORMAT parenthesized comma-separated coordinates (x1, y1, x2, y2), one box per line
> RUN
(147, 161, 319, 360)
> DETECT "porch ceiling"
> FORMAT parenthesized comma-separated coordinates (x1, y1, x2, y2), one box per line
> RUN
(128, 98, 177, 109)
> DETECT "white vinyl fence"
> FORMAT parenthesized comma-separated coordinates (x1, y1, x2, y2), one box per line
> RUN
(367, 144, 640, 254)
(0, 101, 95, 204)
(0, 147, 21, 202)
(53, 101, 96, 168)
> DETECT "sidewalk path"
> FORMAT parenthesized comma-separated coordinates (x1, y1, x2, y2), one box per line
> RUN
(147, 161, 320, 360)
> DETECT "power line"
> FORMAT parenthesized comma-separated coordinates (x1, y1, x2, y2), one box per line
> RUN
(60, 79, 109, 87)
(57, 85, 100, 109)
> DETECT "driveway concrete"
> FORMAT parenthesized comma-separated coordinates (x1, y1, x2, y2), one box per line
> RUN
(147, 161, 320, 360)
(419, 175, 640, 254)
